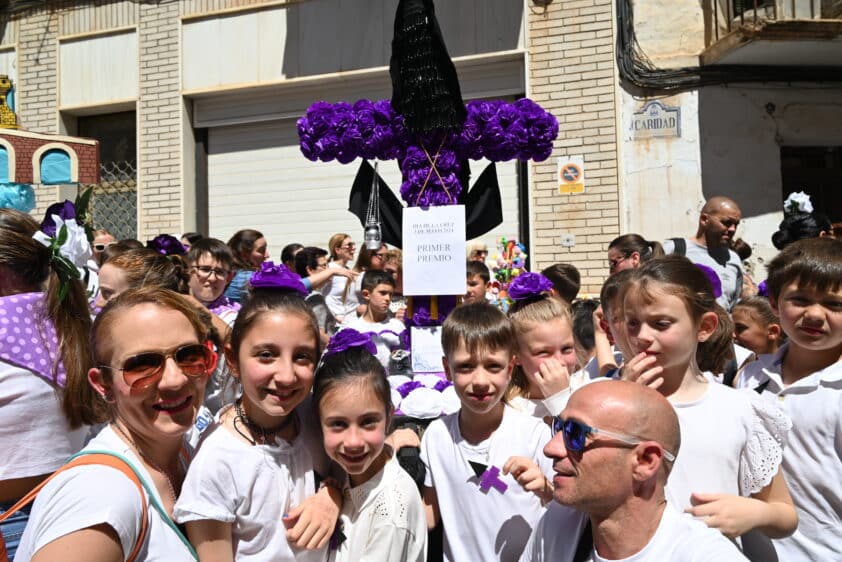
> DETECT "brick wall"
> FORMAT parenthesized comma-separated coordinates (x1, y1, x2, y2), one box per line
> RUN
(527, 0, 621, 294)
(18, 9, 60, 217)
(137, 1, 183, 240)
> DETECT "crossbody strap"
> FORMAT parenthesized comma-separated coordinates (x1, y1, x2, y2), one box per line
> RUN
(0, 452, 148, 562)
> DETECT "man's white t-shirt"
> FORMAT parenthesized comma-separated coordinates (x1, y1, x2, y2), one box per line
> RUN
(519, 501, 587, 562)
(587, 504, 747, 561)
(420, 406, 552, 562)
(16, 426, 195, 562)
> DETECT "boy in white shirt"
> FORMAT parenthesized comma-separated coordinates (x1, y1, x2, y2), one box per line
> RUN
(341, 270, 406, 370)
(738, 237, 842, 560)
(421, 302, 556, 562)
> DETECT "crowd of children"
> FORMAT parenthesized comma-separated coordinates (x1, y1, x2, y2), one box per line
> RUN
(0, 192, 841, 562)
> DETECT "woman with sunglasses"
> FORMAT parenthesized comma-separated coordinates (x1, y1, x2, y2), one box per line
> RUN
(0, 209, 93, 559)
(16, 287, 217, 562)
(324, 233, 359, 323)
(606, 234, 664, 276)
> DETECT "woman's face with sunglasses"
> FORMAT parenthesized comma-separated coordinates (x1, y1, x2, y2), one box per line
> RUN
(90, 303, 213, 442)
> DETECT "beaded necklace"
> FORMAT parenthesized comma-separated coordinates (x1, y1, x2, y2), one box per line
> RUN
(233, 398, 297, 445)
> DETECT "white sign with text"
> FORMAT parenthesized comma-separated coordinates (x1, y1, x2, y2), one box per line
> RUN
(402, 205, 466, 296)
(411, 326, 445, 374)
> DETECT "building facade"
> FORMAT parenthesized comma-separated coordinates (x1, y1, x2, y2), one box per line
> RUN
(2, 0, 839, 291)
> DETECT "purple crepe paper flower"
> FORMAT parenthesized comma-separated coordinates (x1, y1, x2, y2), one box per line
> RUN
(410, 308, 437, 327)
(757, 280, 768, 298)
(147, 234, 187, 256)
(40, 200, 77, 237)
(397, 380, 424, 399)
(249, 261, 308, 297)
(694, 264, 723, 298)
(433, 379, 453, 392)
(325, 328, 378, 357)
(508, 272, 554, 301)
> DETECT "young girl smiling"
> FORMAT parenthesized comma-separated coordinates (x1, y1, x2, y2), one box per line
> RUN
(313, 329, 427, 562)
(174, 287, 340, 562)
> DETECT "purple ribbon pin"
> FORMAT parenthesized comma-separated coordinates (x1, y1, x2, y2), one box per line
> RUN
(479, 466, 508, 494)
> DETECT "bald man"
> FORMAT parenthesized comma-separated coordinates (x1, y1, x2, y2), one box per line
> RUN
(522, 381, 746, 561)
(664, 196, 744, 310)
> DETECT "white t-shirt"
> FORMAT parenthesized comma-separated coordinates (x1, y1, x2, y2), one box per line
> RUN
(420, 406, 553, 562)
(519, 502, 587, 562)
(587, 504, 747, 561)
(324, 262, 359, 321)
(328, 454, 427, 562)
(340, 316, 406, 370)
(173, 403, 329, 562)
(738, 345, 842, 561)
(665, 380, 790, 512)
(0, 361, 87, 480)
(15, 426, 195, 562)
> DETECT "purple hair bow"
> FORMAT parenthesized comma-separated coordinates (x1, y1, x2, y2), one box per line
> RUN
(694, 264, 723, 299)
(325, 328, 378, 357)
(147, 234, 187, 256)
(249, 261, 308, 297)
(507, 272, 554, 301)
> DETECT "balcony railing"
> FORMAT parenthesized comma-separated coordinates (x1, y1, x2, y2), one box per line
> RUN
(706, 0, 842, 47)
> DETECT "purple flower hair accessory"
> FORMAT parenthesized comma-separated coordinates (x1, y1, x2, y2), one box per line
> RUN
(40, 200, 77, 237)
(757, 280, 768, 298)
(249, 261, 308, 297)
(694, 264, 723, 298)
(325, 328, 378, 357)
(508, 272, 554, 301)
(397, 380, 424, 399)
(147, 234, 187, 256)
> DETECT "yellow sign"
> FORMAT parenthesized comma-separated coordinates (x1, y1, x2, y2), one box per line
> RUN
(557, 156, 584, 194)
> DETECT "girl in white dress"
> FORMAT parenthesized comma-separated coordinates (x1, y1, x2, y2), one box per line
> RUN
(174, 289, 341, 561)
(313, 329, 427, 562)
(621, 256, 797, 547)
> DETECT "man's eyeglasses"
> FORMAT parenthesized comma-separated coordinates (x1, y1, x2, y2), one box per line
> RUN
(551, 416, 676, 462)
(192, 265, 230, 279)
(100, 342, 217, 391)
(608, 256, 628, 272)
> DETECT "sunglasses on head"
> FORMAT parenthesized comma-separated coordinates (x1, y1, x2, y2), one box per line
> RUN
(551, 416, 676, 462)
(101, 342, 217, 391)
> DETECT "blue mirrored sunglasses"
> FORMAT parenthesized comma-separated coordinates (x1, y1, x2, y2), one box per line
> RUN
(551, 416, 676, 462)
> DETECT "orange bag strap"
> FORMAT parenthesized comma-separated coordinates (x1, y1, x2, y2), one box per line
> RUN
(0, 453, 149, 562)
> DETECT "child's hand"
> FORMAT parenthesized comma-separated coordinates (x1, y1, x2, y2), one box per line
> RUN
(686, 492, 764, 538)
(283, 485, 341, 550)
(620, 352, 664, 389)
(386, 427, 421, 450)
(502, 456, 553, 504)
(532, 358, 570, 398)
(395, 306, 407, 322)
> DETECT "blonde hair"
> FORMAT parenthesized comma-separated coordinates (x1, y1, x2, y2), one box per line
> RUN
(507, 294, 572, 399)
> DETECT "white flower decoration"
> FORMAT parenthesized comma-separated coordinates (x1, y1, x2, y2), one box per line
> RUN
(33, 215, 93, 270)
(784, 191, 813, 214)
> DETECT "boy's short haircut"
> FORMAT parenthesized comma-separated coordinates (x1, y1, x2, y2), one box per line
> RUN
(294, 246, 328, 277)
(442, 301, 516, 358)
(571, 298, 599, 351)
(541, 263, 581, 303)
(466, 260, 490, 283)
(361, 269, 396, 293)
(186, 237, 235, 270)
(766, 237, 842, 300)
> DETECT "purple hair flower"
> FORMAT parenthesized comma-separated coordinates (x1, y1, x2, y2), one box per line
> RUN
(757, 280, 768, 298)
(147, 234, 187, 256)
(694, 264, 723, 299)
(40, 200, 77, 237)
(325, 328, 378, 357)
(508, 272, 554, 301)
(397, 380, 424, 399)
(249, 261, 308, 296)
(433, 379, 453, 392)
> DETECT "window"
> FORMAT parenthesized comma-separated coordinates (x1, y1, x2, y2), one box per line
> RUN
(780, 146, 842, 222)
